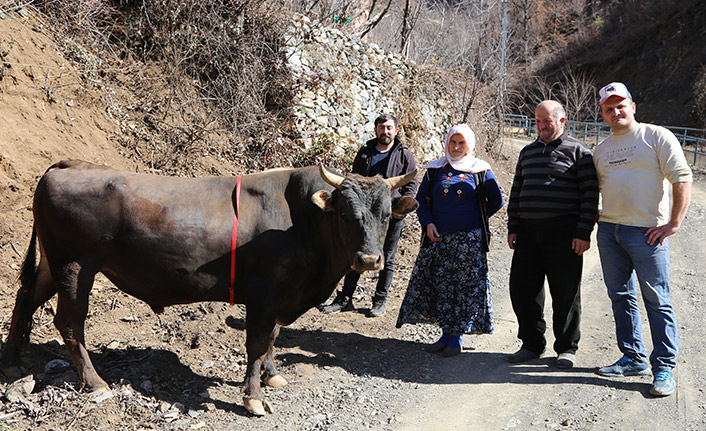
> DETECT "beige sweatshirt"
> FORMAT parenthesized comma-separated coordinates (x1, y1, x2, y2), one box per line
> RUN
(593, 123, 693, 227)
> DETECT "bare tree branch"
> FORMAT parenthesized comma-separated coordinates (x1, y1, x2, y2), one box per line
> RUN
(359, 0, 392, 39)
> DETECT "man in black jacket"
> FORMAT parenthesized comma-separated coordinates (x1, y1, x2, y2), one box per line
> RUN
(322, 114, 418, 317)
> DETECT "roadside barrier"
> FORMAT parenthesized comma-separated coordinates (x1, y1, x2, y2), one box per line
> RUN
(502, 114, 706, 167)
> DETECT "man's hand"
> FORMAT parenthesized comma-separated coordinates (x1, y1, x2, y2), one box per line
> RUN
(645, 182, 691, 246)
(645, 222, 680, 246)
(507, 233, 517, 250)
(572, 238, 590, 255)
(426, 223, 441, 242)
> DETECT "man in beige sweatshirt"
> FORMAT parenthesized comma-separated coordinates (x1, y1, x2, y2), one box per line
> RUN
(593, 82, 692, 397)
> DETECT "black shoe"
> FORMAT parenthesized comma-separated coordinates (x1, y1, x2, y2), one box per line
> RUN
(441, 344, 462, 357)
(367, 300, 386, 317)
(321, 294, 354, 315)
(507, 348, 543, 363)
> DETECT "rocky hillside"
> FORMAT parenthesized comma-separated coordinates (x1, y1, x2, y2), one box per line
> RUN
(285, 15, 466, 163)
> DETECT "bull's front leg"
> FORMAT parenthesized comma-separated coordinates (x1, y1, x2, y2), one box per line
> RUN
(242, 315, 276, 416)
(261, 324, 287, 388)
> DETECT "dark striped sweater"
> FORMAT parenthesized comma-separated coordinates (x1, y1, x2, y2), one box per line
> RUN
(507, 134, 599, 240)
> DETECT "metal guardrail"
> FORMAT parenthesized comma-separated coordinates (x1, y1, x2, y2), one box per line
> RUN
(502, 114, 706, 166)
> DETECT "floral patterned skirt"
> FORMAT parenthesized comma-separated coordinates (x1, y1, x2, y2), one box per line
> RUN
(395, 229, 494, 335)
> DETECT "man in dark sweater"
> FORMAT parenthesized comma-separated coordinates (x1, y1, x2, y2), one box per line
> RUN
(322, 114, 418, 317)
(506, 100, 599, 368)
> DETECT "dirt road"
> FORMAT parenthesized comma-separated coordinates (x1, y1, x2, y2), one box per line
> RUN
(390, 154, 706, 431)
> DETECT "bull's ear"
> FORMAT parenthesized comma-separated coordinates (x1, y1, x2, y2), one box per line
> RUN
(391, 196, 419, 218)
(312, 190, 336, 212)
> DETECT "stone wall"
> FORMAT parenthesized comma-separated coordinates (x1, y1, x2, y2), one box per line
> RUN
(284, 15, 463, 164)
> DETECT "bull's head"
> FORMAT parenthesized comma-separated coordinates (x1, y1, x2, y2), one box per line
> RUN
(313, 165, 418, 273)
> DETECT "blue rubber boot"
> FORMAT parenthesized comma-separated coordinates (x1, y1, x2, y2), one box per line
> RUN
(426, 332, 450, 353)
(442, 334, 462, 357)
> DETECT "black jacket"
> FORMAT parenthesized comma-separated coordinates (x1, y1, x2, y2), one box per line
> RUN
(351, 137, 418, 199)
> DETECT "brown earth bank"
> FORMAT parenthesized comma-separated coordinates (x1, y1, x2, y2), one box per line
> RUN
(2, 13, 706, 431)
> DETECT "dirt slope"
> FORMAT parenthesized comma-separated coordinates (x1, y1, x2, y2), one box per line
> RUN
(0, 15, 139, 290)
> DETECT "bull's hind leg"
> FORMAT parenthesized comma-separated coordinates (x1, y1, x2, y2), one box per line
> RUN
(261, 324, 287, 388)
(1, 256, 58, 369)
(52, 261, 109, 392)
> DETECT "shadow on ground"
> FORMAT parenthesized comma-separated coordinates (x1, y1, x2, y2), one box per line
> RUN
(4, 314, 651, 419)
(273, 325, 645, 394)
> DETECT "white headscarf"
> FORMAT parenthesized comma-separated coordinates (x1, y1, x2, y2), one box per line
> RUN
(426, 124, 491, 173)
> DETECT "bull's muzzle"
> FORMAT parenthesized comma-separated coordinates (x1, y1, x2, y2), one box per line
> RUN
(351, 253, 384, 273)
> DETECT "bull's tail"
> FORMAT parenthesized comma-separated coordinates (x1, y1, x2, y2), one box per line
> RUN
(1, 225, 40, 365)
(19, 224, 38, 296)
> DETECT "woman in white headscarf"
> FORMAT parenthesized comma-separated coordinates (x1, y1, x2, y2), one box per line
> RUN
(396, 124, 504, 356)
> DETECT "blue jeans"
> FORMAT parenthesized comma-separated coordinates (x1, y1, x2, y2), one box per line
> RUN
(596, 222, 678, 372)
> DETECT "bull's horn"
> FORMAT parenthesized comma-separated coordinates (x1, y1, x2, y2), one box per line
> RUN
(319, 165, 345, 190)
(385, 169, 418, 190)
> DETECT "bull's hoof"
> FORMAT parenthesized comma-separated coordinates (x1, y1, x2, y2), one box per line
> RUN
(90, 385, 111, 395)
(262, 374, 288, 388)
(81, 379, 110, 394)
(243, 397, 274, 416)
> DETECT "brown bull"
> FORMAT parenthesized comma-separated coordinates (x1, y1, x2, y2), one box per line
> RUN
(1, 159, 418, 415)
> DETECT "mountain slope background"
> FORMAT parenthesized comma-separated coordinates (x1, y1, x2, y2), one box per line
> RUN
(541, 0, 706, 127)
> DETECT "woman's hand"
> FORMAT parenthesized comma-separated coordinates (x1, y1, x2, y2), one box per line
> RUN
(426, 223, 441, 242)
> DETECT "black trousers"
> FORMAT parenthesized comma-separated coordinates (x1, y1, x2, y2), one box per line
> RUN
(341, 217, 405, 302)
(509, 226, 582, 354)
